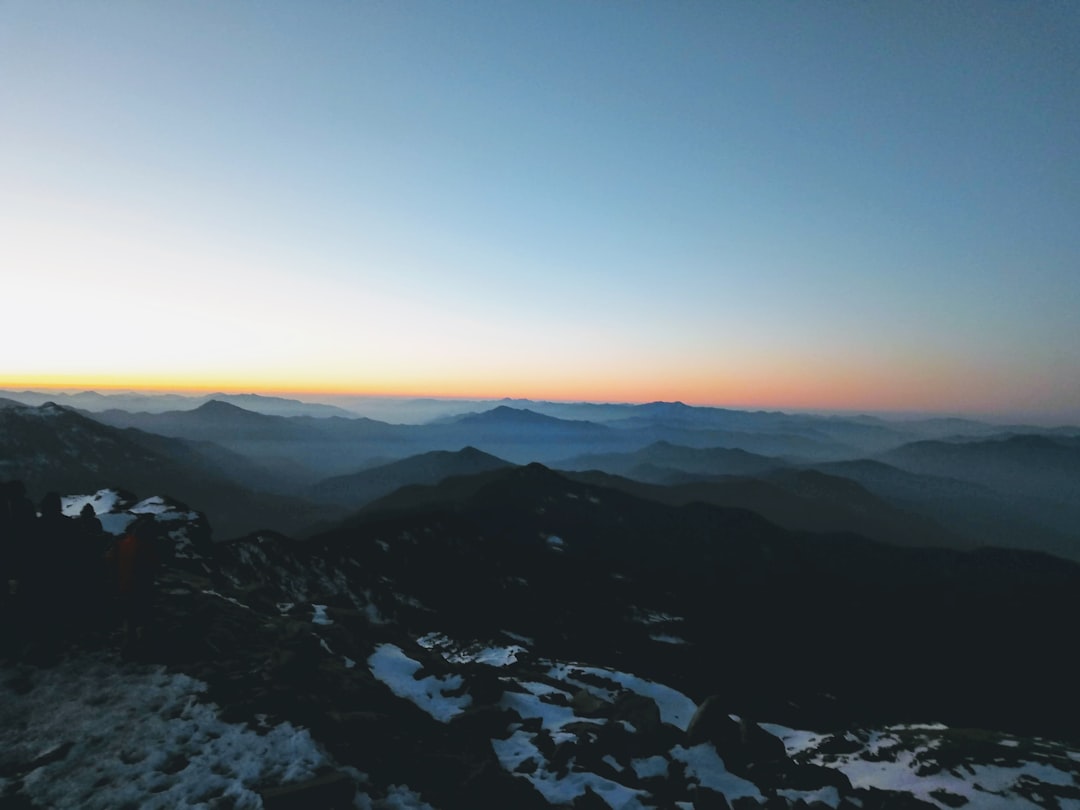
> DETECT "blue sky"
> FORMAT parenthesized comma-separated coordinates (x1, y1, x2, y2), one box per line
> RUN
(1, 2, 1077, 421)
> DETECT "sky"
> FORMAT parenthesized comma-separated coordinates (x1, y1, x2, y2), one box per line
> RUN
(1, 2, 1078, 422)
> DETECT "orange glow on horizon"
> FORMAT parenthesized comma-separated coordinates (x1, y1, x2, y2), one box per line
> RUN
(0, 367, 1040, 418)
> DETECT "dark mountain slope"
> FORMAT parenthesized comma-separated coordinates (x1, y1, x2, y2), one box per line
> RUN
(562, 467, 972, 551)
(880, 434, 1080, 502)
(88, 401, 416, 479)
(341, 467, 517, 520)
(10, 484, 1079, 809)
(0, 402, 340, 538)
(313, 463, 1080, 740)
(113, 425, 308, 494)
(557, 440, 787, 479)
(92, 400, 307, 441)
(448, 405, 603, 430)
(202, 392, 357, 418)
(308, 446, 513, 508)
(821, 452, 1080, 560)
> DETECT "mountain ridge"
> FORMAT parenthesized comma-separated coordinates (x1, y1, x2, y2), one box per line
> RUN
(308, 446, 514, 508)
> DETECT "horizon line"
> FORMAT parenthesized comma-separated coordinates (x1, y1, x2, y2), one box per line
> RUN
(2, 381, 1077, 427)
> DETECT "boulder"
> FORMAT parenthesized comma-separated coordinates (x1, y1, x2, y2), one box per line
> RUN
(574, 786, 614, 809)
(686, 697, 787, 767)
(693, 785, 733, 809)
(459, 759, 552, 810)
(451, 705, 519, 750)
(687, 697, 742, 748)
(259, 771, 355, 810)
(572, 687, 611, 717)
(785, 763, 852, 793)
(612, 693, 662, 736)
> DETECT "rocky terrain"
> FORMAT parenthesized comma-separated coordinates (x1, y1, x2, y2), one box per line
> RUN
(3, 477, 1079, 809)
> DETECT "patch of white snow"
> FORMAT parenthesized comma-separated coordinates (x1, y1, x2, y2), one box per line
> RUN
(367, 644, 471, 723)
(670, 743, 762, 803)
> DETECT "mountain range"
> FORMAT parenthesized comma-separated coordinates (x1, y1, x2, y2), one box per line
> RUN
(0, 389, 356, 418)
(0, 400, 344, 538)
(3, 393, 1078, 561)
(3, 471, 1079, 809)
(3, 389, 1080, 807)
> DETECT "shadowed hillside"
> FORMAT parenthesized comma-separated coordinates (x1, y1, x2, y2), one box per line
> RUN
(0, 402, 341, 539)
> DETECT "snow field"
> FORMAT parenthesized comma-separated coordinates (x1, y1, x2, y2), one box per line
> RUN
(761, 722, 1080, 810)
(0, 653, 327, 810)
(546, 662, 697, 731)
(367, 644, 471, 723)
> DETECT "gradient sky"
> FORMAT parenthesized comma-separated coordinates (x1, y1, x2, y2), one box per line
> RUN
(2, 2, 1078, 421)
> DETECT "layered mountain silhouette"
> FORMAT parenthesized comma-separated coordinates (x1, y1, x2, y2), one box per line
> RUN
(562, 467, 971, 551)
(4, 391, 1080, 807)
(6, 395, 1079, 561)
(0, 401, 340, 538)
(446, 405, 603, 429)
(312, 462, 1080, 739)
(0, 388, 356, 417)
(90, 400, 413, 480)
(308, 446, 513, 508)
(880, 433, 1080, 503)
(552, 437, 1080, 561)
(557, 440, 787, 480)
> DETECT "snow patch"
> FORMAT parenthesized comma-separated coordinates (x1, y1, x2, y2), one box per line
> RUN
(492, 730, 647, 809)
(670, 743, 762, 803)
(416, 633, 524, 667)
(631, 755, 669, 780)
(547, 662, 697, 731)
(758, 723, 831, 756)
(500, 686, 601, 733)
(649, 633, 687, 645)
(778, 785, 841, 808)
(0, 653, 328, 810)
(367, 644, 471, 723)
(61, 489, 122, 517)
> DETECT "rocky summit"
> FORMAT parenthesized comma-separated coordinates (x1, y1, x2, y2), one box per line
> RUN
(2, 481, 1080, 810)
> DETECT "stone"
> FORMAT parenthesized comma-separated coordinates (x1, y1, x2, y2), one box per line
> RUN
(259, 770, 355, 810)
(687, 697, 787, 767)
(612, 693, 662, 736)
(693, 785, 733, 809)
(572, 687, 611, 717)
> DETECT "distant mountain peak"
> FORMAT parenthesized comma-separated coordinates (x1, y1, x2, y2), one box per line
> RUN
(193, 399, 259, 415)
(33, 401, 69, 418)
(454, 406, 604, 431)
(463, 406, 559, 424)
(489, 405, 543, 418)
(457, 445, 495, 459)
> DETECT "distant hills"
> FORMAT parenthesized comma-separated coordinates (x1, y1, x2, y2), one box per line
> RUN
(309, 446, 513, 508)
(445, 405, 604, 430)
(562, 467, 971, 552)
(5, 389, 1080, 809)
(0, 389, 356, 418)
(0, 401, 344, 538)
(2, 390, 1078, 561)
(556, 440, 786, 480)
(880, 433, 1080, 503)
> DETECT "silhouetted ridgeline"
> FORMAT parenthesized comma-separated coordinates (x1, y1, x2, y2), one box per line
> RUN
(3, 396, 1079, 559)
